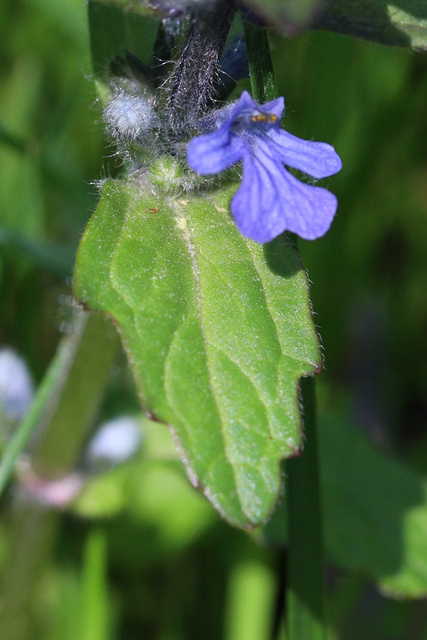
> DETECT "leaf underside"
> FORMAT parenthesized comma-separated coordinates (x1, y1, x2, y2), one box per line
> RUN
(74, 177, 321, 527)
(315, 0, 427, 51)
(88, 0, 427, 51)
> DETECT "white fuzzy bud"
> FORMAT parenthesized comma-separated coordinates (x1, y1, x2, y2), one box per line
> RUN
(103, 91, 159, 141)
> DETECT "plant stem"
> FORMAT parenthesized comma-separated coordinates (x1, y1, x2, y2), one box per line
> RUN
(0, 331, 73, 496)
(242, 20, 277, 104)
(165, 0, 236, 133)
(0, 501, 58, 640)
(286, 377, 326, 639)
(31, 310, 120, 477)
(0, 309, 120, 640)
(243, 19, 326, 640)
(0, 309, 120, 495)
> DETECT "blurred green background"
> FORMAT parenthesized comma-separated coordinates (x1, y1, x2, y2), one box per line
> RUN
(1, 0, 427, 638)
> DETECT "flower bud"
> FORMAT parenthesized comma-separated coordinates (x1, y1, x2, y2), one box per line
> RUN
(104, 91, 159, 141)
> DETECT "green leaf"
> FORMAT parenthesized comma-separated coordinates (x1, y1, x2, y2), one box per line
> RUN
(245, 0, 427, 51)
(321, 415, 427, 598)
(73, 178, 321, 528)
(315, 0, 427, 50)
(244, 0, 326, 28)
(262, 414, 427, 598)
(88, 0, 427, 54)
(90, 0, 320, 31)
(244, 0, 427, 50)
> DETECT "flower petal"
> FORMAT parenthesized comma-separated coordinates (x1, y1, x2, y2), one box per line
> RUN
(230, 149, 287, 243)
(187, 125, 245, 175)
(260, 96, 285, 121)
(267, 128, 342, 179)
(232, 90, 258, 115)
(197, 102, 235, 133)
(230, 145, 338, 243)
(187, 90, 342, 243)
(278, 171, 338, 240)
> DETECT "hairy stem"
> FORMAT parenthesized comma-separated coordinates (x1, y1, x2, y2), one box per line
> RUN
(165, 0, 236, 133)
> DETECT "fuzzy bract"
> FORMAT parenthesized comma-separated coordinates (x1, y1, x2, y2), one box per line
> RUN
(104, 91, 159, 141)
(187, 90, 342, 243)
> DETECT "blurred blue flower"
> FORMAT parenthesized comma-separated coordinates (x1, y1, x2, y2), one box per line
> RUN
(187, 91, 342, 243)
(0, 348, 34, 421)
(87, 416, 143, 466)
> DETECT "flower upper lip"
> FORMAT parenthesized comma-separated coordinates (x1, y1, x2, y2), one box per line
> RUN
(187, 90, 342, 244)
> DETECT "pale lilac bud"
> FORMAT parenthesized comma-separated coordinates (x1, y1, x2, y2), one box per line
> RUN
(0, 348, 34, 421)
(87, 416, 143, 465)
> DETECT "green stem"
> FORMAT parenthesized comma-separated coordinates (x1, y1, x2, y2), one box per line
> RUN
(286, 377, 326, 639)
(0, 334, 72, 495)
(242, 20, 277, 104)
(243, 19, 326, 640)
(82, 528, 110, 640)
(31, 310, 120, 477)
(0, 501, 59, 640)
(0, 309, 120, 495)
(0, 310, 120, 640)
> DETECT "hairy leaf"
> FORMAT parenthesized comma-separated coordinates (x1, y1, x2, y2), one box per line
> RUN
(74, 177, 321, 527)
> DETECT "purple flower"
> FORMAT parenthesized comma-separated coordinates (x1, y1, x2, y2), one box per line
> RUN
(187, 91, 342, 243)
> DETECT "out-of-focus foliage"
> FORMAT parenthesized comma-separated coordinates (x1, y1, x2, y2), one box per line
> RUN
(0, 0, 107, 379)
(88, 0, 427, 50)
(262, 412, 427, 598)
(1, 1, 427, 640)
(315, 0, 427, 50)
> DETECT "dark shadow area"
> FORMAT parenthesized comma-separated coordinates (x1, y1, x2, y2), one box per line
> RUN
(263, 235, 304, 280)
